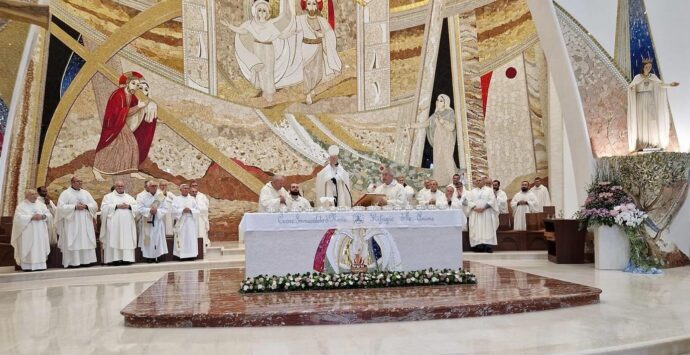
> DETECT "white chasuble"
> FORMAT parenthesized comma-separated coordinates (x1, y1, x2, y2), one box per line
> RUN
(511, 191, 538, 231)
(258, 182, 289, 212)
(373, 181, 408, 208)
(100, 191, 138, 263)
(172, 195, 199, 258)
(11, 200, 52, 270)
(315, 164, 352, 208)
(136, 190, 169, 259)
(467, 186, 498, 247)
(56, 188, 98, 267)
(530, 185, 552, 212)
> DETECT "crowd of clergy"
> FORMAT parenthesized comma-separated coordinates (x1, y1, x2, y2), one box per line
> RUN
(259, 146, 552, 254)
(10, 176, 211, 271)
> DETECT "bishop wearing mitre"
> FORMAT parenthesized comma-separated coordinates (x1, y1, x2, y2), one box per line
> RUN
(56, 175, 98, 267)
(511, 181, 538, 231)
(315, 145, 352, 207)
(136, 180, 168, 262)
(100, 180, 138, 265)
(467, 176, 499, 253)
(11, 189, 53, 271)
(172, 184, 199, 260)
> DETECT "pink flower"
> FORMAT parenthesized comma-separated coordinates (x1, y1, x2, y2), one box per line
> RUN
(610, 210, 619, 217)
(627, 203, 636, 211)
(619, 205, 628, 212)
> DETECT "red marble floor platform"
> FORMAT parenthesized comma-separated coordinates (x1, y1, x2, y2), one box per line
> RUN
(121, 261, 601, 327)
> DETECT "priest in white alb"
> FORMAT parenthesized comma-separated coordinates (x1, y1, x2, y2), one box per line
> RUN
(136, 180, 168, 262)
(172, 184, 199, 260)
(529, 177, 552, 212)
(416, 179, 431, 205)
(190, 183, 210, 248)
(315, 146, 352, 208)
(158, 180, 175, 238)
(396, 176, 415, 206)
(511, 181, 538, 231)
(373, 168, 407, 208)
(100, 180, 138, 265)
(492, 180, 509, 214)
(417, 180, 446, 207)
(258, 175, 289, 212)
(467, 176, 499, 253)
(56, 175, 98, 267)
(11, 189, 53, 271)
(287, 183, 311, 210)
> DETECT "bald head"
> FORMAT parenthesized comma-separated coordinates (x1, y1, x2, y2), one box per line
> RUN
(25, 189, 38, 203)
(70, 175, 83, 190)
(271, 175, 285, 190)
(114, 180, 126, 194)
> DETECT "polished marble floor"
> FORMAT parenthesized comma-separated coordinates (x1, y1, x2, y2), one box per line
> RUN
(2, 258, 690, 354)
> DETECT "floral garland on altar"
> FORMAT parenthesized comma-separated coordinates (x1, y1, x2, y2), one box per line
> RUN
(240, 268, 477, 294)
(575, 181, 661, 271)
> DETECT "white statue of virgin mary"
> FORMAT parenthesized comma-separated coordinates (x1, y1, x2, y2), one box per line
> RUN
(410, 94, 458, 185)
(627, 59, 679, 152)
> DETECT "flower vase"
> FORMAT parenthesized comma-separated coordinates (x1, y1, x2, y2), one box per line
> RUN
(593, 225, 630, 270)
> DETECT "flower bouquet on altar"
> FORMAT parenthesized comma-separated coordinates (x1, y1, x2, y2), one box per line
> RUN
(575, 181, 660, 272)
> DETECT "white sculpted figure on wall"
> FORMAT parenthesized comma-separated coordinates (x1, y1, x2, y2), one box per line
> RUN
(223, 0, 302, 102)
(409, 94, 458, 186)
(627, 59, 679, 152)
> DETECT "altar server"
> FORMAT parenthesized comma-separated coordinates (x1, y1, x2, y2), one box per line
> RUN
(190, 181, 210, 247)
(172, 184, 199, 260)
(418, 180, 446, 207)
(56, 175, 98, 267)
(136, 180, 168, 262)
(530, 177, 552, 212)
(287, 183, 311, 210)
(11, 189, 53, 271)
(373, 168, 407, 208)
(258, 175, 289, 212)
(511, 181, 539, 231)
(315, 145, 352, 207)
(492, 180, 509, 214)
(397, 176, 415, 205)
(100, 180, 138, 265)
(157, 180, 175, 238)
(468, 176, 498, 253)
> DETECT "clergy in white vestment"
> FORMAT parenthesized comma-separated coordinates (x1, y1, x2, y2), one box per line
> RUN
(492, 180, 509, 214)
(37, 186, 57, 244)
(259, 175, 289, 212)
(11, 190, 53, 271)
(444, 186, 463, 209)
(158, 180, 175, 237)
(397, 176, 416, 206)
(136, 181, 168, 261)
(529, 177, 552, 212)
(56, 175, 98, 267)
(467, 176, 499, 253)
(418, 180, 446, 207)
(315, 146, 352, 207)
(100, 180, 138, 264)
(449, 174, 465, 196)
(190, 181, 210, 248)
(415, 179, 431, 205)
(287, 183, 311, 211)
(172, 184, 199, 260)
(511, 181, 539, 231)
(373, 168, 408, 208)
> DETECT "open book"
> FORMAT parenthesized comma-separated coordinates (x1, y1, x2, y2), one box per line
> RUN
(353, 194, 387, 207)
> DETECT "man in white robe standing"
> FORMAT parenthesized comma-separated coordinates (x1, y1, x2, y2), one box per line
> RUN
(315, 146, 352, 208)
(373, 168, 407, 208)
(37, 186, 57, 243)
(287, 183, 311, 210)
(158, 180, 175, 239)
(529, 177, 552, 212)
(100, 180, 137, 265)
(511, 181, 538, 231)
(492, 180, 509, 214)
(418, 180, 446, 207)
(56, 176, 98, 267)
(172, 184, 199, 260)
(190, 181, 210, 248)
(11, 189, 53, 271)
(467, 176, 498, 253)
(397, 176, 415, 206)
(136, 180, 168, 262)
(259, 175, 289, 212)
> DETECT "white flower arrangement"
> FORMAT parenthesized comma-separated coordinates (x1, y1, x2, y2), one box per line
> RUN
(239, 268, 478, 294)
(611, 203, 648, 228)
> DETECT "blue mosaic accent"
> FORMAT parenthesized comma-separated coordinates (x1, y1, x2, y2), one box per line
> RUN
(0, 97, 7, 156)
(60, 35, 86, 97)
(629, 0, 661, 78)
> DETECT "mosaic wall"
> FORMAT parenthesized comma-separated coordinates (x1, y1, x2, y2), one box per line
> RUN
(2, 0, 567, 239)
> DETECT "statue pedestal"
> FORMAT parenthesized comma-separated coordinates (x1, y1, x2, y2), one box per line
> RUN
(593, 225, 629, 270)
